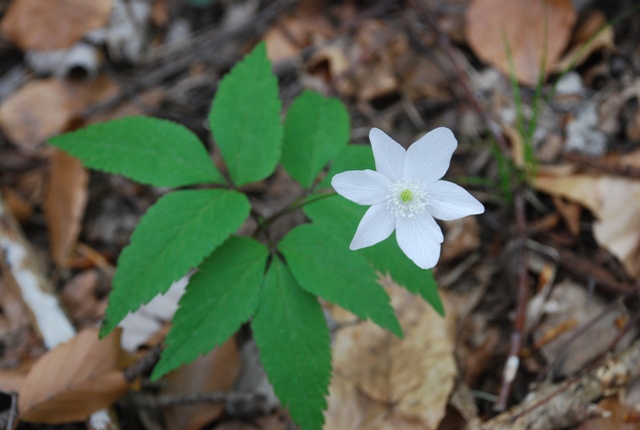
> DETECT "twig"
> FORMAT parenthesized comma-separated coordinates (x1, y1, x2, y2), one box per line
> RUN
(132, 391, 265, 409)
(123, 345, 164, 383)
(408, 0, 530, 411)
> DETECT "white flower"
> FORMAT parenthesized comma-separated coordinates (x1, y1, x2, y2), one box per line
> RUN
(331, 127, 484, 269)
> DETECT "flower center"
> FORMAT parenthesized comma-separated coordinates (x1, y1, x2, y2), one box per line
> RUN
(387, 178, 429, 218)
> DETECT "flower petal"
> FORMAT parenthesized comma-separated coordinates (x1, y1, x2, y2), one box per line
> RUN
(369, 128, 406, 182)
(404, 127, 457, 185)
(332, 170, 390, 205)
(396, 212, 443, 269)
(350, 203, 395, 250)
(426, 180, 485, 221)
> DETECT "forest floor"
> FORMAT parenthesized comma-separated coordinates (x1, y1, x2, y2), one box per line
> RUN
(1, 0, 640, 429)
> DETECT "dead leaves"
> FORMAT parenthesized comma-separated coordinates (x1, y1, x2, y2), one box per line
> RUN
(0, 77, 120, 150)
(325, 280, 457, 430)
(44, 149, 89, 266)
(535, 164, 640, 278)
(465, 0, 576, 85)
(18, 328, 129, 423)
(1, 0, 112, 51)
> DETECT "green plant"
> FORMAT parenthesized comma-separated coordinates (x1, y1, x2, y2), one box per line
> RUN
(50, 42, 454, 430)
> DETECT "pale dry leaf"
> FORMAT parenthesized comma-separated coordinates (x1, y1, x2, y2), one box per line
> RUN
(162, 338, 241, 430)
(0, 77, 120, 150)
(18, 328, 129, 423)
(535, 170, 640, 278)
(1, 0, 112, 51)
(44, 148, 89, 267)
(555, 10, 614, 73)
(465, 0, 576, 86)
(325, 281, 457, 430)
(533, 280, 627, 376)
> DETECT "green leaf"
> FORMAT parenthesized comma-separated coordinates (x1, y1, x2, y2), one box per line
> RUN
(305, 196, 444, 315)
(209, 42, 283, 186)
(282, 91, 349, 188)
(279, 224, 402, 337)
(101, 189, 251, 336)
(151, 237, 269, 380)
(252, 257, 331, 430)
(49, 116, 224, 187)
(317, 143, 375, 189)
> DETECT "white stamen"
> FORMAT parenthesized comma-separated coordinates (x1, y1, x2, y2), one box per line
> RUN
(386, 178, 429, 218)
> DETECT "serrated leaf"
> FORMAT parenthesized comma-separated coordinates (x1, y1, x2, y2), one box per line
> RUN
(151, 237, 268, 380)
(49, 116, 224, 187)
(252, 257, 331, 430)
(101, 189, 251, 336)
(317, 143, 375, 189)
(282, 91, 349, 188)
(305, 196, 444, 315)
(279, 224, 402, 337)
(209, 42, 282, 186)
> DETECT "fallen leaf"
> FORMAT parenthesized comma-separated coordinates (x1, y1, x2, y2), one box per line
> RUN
(533, 280, 628, 376)
(555, 10, 614, 72)
(44, 148, 89, 267)
(162, 338, 241, 430)
(1, 0, 112, 51)
(18, 328, 129, 423)
(465, 0, 576, 86)
(324, 279, 457, 430)
(535, 169, 640, 278)
(61, 270, 108, 326)
(441, 217, 480, 263)
(0, 77, 120, 151)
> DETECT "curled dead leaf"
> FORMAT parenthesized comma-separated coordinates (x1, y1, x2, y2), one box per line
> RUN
(535, 168, 640, 279)
(18, 328, 129, 423)
(465, 0, 576, 86)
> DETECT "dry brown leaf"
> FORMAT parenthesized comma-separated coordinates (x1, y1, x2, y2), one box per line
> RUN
(441, 217, 480, 263)
(0, 76, 120, 151)
(535, 169, 640, 278)
(18, 328, 129, 423)
(324, 280, 457, 430)
(0, 368, 28, 393)
(465, 0, 576, 86)
(44, 149, 89, 267)
(162, 338, 241, 430)
(579, 396, 640, 430)
(1, 0, 112, 51)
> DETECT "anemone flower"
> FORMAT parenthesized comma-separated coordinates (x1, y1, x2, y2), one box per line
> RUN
(331, 127, 484, 269)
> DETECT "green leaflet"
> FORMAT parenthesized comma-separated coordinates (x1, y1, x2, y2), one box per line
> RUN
(209, 42, 283, 186)
(282, 90, 349, 188)
(101, 189, 251, 336)
(49, 116, 224, 187)
(317, 143, 375, 189)
(252, 257, 331, 430)
(151, 237, 269, 380)
(279, 224, 402, 337)
(305, 195, 444, 315)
